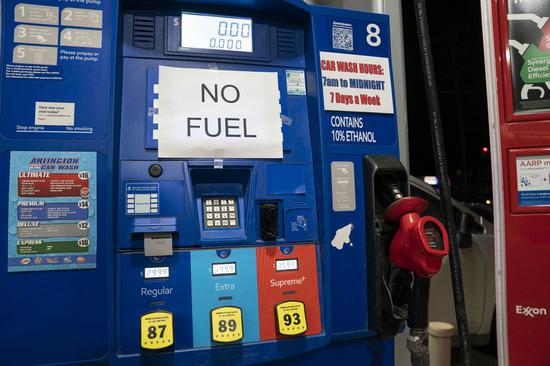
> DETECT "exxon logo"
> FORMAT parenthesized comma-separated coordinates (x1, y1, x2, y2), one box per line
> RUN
(516, 305, 548, 318)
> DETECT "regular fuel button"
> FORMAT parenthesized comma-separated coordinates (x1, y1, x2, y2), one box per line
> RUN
(276, 301, 307, 336)
(140, 311, 174, 350)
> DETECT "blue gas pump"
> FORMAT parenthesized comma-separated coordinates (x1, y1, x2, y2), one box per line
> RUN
(0, 1, 402, 365)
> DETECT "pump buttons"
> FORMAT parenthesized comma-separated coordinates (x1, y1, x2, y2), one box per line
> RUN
(260, 203, 278, 241)
(148, 164, 163, 178)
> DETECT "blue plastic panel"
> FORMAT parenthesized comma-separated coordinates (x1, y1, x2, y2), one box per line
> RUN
(0, 0, 117, 364)
(266, 164, 307, 195)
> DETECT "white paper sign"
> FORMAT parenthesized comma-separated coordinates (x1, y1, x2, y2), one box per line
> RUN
(320, 51, 394, 114)
(35, 102, 75, 126)
(157, 66, 283, 159)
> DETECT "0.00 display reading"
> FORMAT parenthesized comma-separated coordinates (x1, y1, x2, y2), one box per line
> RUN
(181, 13, 253, 53)
(209, 21, 250, 50)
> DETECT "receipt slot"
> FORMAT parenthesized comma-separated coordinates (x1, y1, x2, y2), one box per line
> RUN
(1, 0, 401, 365)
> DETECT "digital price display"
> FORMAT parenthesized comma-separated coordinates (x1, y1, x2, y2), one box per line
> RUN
(144, 266, 170, 279)
(212, 262, 237, 276)
(276, 259, 298, 272)
(181, 13, 253, 53)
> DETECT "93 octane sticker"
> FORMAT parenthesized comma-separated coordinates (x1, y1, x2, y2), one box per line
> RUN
(276, 300, 307, 336)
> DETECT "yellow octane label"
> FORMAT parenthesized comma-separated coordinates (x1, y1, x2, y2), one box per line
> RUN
(211, 306, 243, 343)
(276, 301, 307, 336)
(140, 311, 174, 350)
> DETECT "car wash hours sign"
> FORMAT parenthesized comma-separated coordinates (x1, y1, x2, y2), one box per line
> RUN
(320, 52, 393, 114)
(156, 66, 283, 159)
(320, 51, 394, 145)
(507, 0, 550, 112)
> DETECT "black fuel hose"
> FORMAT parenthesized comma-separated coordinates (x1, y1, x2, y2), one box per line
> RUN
(408, 277, 430, 330)
(408, 277, 431, 366)
(412, 0, 472, 365)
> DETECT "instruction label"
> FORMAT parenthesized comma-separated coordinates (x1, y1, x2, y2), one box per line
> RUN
(8, 151, 97, 272)
(14, 3, 59, 25)
(320, 51, 393, 113)
(126, 183, 159, 215)
(517, 155, 550, 206)
(61, 8, 102, 28)
(3, 1, 108, 140)
(286, 70, 306, 95)
(331, 161, 356, 212)
(14, 24, 59, 46)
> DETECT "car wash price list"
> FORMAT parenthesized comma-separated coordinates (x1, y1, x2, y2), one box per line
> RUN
(507, 0, 550, 112)
(7, 151, 97, 272)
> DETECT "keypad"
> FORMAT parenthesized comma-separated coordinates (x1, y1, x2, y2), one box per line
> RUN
(204, 197, 239, 228)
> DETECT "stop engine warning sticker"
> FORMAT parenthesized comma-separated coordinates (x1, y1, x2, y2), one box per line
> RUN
(7, 151, 97, 272)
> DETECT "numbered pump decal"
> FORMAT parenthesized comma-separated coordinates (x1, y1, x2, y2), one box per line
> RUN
(211, 306, 244, 343)
(140, 311, 174, 350)
(276, 301, 307, 336)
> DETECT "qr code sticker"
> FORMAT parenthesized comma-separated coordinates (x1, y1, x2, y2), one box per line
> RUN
(332, 23, 353, 51)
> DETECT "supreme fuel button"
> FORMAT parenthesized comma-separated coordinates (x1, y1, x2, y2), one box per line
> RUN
(275, 301, 307, 336)
(211, 306, 243, 343)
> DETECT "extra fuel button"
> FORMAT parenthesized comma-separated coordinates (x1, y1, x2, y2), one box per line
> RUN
(275, 301, 307, 336)
(211, 306, 244, 343)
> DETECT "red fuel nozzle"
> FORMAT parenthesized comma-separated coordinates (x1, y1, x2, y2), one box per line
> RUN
(385, 196, 449, 278)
